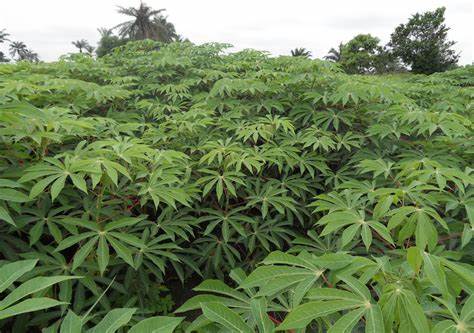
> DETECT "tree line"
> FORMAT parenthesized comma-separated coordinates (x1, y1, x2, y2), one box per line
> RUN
(0, 4, 462, 74)
(292, 7, 460, 74)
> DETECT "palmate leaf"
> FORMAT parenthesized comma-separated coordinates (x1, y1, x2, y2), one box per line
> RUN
(316, 210, 394, 249)
(55, 216, 145, 274)
(380, 283, 429, 332)
(279, 274, 384, 331)
(19, 156, 91, 201)
(430, 295, 474, 333)
(197, 169, 245, 201)
(199, 207, 253, 242)
(246, 183, 298, 218)
(358, 159, 394, 179)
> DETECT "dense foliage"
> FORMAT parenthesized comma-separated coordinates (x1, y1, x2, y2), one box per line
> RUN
(336, 34, 402, 74)
(326, 7, 460, 75)
(389, 7, 459, 74)
(0, 41, 473, 332)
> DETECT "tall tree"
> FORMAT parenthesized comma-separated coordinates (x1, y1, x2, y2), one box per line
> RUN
(0, 29, 9, 62)
(95, 28, 128, 57)
(84, 44, 95, 54)
(9, 41, 39, 62)
(324, 42, 343, 62)
(152, 15, 178, 42)
(0, 29, 9, 43)
(389, 7, 459, 74)
(72, 39, 93, 53)
(291, 48, 312, 58)
(338, 34, 383, 74)
(332, 34, 404, 74)
(9, 41, 28, 60)
(114, 2, 177, 42)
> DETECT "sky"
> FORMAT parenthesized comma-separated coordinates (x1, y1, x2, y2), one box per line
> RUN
(0, 0, 473, 63)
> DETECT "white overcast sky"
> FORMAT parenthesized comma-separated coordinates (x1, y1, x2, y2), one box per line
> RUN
(0, 0, 473, 63)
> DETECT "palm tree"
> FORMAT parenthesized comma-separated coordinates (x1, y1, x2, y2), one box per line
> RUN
(114, 2, 177, 42)
(98, 28, 114, 38)
(0, 29, 9, 44)
(0, 29, 10, 62)
(9, 41, 38, 62)
(175, 34, 190, 43)
(84, 44, 95, 54)
(291, 48, 312, 58)
(72, 39, 90, 53)
(324, 43, 344, 62)
(9, 41, 28, 59)
(152, 15, 177, 42)
(24, 50, 39, 62)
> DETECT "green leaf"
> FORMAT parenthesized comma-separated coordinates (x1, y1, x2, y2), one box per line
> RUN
(175, 295, 236, 313)
(105, 216, 145, 231)
(341, 224, 360, 247)
(56, 232, 97, 251)
(361, 224, 372, 250)
(328, 307, 365, 333)
(200, 302, 253, 333)
(194, 279, 248, 302)
(416, 212, 437, 251)
(29, 175, 60, 199)
(431, 320, 456, 333)
(87, 308, 136, 333)
(460, 295, 474, 322)
(70, 173, 88, 193)
(0, 205, 14, 225)
(441, 259, 474, 286)
(338, 275, 371, 301)
(373, 196, 392, 220)
(50, 175, 67, 201)
(72, 236, 98, 271)
(242, 266, 312, 293)
(60, 310, 83, 333)
(250, 298, 274, 333)
(107, 236, 135, 267)
(0, 259, 37, 293)
(402, 291, 430, 332)
(407, 247, 422, 274)
(97, 236, 109, 275)
(0, 298, 67, 320)
(365, 304, 384, 333)
(0, 188, 30, 203)
(128, 316, 184, 333)
(423, 253, 449, 296)
(0, 276, 77, 310)
(278, 300, 361, 330)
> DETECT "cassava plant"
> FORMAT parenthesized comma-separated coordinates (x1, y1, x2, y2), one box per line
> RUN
(0, 40, 472, 331)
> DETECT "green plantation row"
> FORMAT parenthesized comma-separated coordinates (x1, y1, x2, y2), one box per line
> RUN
(0, 41, 473, 332)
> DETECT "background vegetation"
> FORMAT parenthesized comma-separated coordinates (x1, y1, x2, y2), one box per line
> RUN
(0, 5, 464, 75)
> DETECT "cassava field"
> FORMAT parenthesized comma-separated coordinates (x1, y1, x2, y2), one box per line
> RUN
(0, 41, 473, 332)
